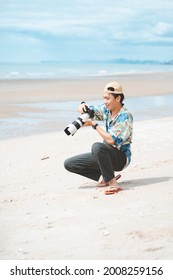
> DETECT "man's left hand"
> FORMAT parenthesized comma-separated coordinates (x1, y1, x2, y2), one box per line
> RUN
(84, 120, 95, 126)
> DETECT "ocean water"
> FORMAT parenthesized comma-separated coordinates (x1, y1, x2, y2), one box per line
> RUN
(0, 94, 173, 140)
(0, 62, 173, 140)
(0, 62, 173, 79)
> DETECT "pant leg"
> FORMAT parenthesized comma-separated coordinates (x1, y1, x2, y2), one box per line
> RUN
(92, 142, 127, 182)
(64, 152, 101, 181)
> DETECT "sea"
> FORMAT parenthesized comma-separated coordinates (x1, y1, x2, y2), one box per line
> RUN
(0, 62, 173, 140)
(0, 62, 173, 80)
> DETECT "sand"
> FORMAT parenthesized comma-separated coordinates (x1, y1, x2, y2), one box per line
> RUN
(1, 71, 173, 120)
(0, 73, 173, 260)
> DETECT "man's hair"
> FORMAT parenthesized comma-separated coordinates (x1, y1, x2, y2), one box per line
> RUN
(111, 93, 125, 106)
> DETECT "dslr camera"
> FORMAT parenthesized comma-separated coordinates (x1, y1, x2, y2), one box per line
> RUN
(64, 105, 94, 136)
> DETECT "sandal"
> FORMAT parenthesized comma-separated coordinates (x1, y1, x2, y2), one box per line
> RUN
(97, 174, 121, 188)
(105, 187, 122, 195)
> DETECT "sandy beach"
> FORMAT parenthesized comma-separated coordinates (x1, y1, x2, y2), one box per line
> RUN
(0, 73, 173, 260)
(1, 72, 173, 106)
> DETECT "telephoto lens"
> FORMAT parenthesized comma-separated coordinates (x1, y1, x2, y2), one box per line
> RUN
(64, 106, 94, 136)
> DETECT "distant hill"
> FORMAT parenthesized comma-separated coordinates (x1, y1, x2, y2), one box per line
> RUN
(40, 58, 173, 65)
(100, 58, 173, 65)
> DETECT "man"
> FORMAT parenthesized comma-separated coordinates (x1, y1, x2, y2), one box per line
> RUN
(64, 81, 133, 195)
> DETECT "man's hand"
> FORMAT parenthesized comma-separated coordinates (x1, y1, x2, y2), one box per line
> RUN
(78, 103, 88, 114)
(84, 119, 95, 126)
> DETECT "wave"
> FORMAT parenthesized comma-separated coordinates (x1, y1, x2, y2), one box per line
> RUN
(0, 62, 173, 80)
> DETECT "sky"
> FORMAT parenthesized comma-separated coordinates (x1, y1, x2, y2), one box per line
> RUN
(0, 0, 173, 63)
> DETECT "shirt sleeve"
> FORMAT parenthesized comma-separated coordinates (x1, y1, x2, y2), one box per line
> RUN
(109, 113, 133, 149)
(89, 104, 105, 121)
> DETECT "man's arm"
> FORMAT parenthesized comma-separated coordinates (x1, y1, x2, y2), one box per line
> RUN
(84, 120, 115, 145)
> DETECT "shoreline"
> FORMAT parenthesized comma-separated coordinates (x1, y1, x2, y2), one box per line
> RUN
(0, 71, 173, 140)
(1, 72, 173, 105)
(0, 93, 173, 141)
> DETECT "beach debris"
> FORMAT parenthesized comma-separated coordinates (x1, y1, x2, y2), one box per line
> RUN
(145, 246, 163, 252)
(41, 156, 50, 160)
(103, 230, 110, 236)
(47, 222, 54, 229)
(3, 199, 13, 203)
(18, 248, 29, 255)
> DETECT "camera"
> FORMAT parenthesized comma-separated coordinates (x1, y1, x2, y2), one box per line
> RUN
(64, 106, 94, 136)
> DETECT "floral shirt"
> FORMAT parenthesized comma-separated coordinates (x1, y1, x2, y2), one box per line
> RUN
(89, 104, 133, 164)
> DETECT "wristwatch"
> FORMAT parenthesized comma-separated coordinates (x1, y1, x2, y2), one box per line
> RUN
(92, 123, 99, 130)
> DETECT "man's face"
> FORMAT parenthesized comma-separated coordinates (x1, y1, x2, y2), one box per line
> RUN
(103, 92, 120, 111)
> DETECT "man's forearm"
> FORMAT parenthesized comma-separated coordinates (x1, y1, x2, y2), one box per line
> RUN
(95, 124, 115, 145)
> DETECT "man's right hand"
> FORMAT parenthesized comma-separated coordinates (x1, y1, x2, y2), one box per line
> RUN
(78, 102, 88, 114)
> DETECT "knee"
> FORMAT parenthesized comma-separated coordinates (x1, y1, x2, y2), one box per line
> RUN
(92, 142, 104, 155)
(64, 158, 73, 171)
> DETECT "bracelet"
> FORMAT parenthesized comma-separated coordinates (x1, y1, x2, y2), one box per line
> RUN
(92, 123, 99, 130)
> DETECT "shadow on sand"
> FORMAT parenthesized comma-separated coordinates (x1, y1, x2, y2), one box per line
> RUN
(79, 176, 173, 190)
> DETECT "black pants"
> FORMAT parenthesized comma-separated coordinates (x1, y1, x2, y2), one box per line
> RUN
(64, 142, 127, 182)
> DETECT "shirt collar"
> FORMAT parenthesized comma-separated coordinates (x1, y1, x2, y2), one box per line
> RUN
(107, 106, 125, 120)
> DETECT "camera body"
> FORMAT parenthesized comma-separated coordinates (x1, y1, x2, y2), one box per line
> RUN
(64, 106, 94, 136)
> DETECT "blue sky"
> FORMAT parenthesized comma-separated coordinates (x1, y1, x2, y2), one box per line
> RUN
(0, 0, 173, 63)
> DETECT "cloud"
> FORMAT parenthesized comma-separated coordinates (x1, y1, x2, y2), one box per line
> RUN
(12, 33, 42, 45)
(153, 22, 173, 37)
(0, 0, 173, 62)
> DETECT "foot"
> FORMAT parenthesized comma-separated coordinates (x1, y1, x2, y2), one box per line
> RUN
(97, 174, 121, 188)
(105, 177, 122, 195)
(96, 180, 109, 188)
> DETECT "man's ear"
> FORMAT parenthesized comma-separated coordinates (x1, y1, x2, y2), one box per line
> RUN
(116, 95, 121, 102)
